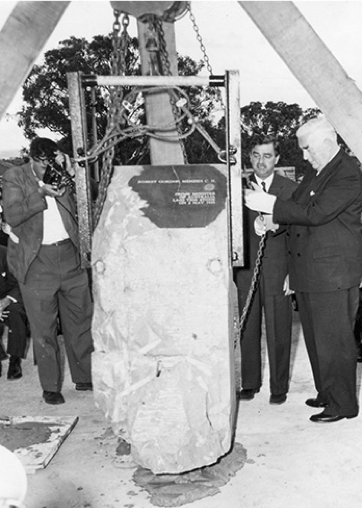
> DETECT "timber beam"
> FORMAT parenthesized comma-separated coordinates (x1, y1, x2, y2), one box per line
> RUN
(0, 1, 70, 122)
(239, 1, 362, 163)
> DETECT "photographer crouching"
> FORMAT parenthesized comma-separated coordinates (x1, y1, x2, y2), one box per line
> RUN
(2, 137, 94, 405)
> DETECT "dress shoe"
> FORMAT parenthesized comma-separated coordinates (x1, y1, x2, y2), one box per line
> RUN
(43, 390, 65, 405)
(7, 357, 22, 380)
(310, 410, 357, 423)
(238, 388, 260, 401)
(75, 382, 93, 391)
(305, 398, 328, 408)
(270, 393, 287, 405)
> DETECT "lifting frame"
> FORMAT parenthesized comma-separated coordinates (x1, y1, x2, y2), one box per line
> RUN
(67, 70, 245, 269)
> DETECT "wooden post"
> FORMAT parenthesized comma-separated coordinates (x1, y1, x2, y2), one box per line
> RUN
(238, 1, 362, 163)
(137, 20, 184, 164)
(0, 1, 70, 122)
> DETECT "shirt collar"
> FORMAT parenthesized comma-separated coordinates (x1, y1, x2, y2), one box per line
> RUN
(254, 173, 274, 192)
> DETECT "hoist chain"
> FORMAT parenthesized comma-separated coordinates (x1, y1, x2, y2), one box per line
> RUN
(187, 1, 224, 109)
(235, 233, 266, 348)
(93, 10, 130, 230)
(187, 2, 213, 75)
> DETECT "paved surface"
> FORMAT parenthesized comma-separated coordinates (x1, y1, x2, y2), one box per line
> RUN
(2, 312, 362, 508)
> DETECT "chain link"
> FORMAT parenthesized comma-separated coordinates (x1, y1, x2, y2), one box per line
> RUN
(235, 233, 266, 348)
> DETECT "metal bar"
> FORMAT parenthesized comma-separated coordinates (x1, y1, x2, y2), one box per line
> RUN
(67, 71, 93, 269)
(82, 74, 225, 88)
(90, 87, 100, 182)
(225, 70, 244, 267)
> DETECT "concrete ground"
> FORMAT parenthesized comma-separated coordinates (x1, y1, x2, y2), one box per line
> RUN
(2, 311, 362, 508)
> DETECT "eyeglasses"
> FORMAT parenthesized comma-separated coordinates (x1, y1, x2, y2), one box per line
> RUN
(33, 156, 50, 163)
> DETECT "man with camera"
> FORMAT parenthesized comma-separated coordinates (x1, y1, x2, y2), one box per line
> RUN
(2, 137, 94, 405)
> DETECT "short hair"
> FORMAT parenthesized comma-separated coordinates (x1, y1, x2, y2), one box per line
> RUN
(249, 135, 280, 156)
(29, 137, 58, 159)
(296, 114, 337, 143)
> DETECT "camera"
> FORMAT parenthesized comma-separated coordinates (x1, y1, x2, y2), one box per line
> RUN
(43, 158, 75, 191)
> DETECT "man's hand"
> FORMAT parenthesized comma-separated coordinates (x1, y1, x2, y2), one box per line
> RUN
(0, 296, 11, 319)
(38, 183, 66, 198)
(283, 275, 295, 296)
(245, 182, 277, 214)
(254, 215, 280, 236)
(55, 151, 75, 177)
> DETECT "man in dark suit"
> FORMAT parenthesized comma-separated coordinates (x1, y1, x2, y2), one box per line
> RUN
(2, 137, 93, 405)
(0, 244, 28, 379)
(234, 135, 297, 405)
(245, 115, 362, 423)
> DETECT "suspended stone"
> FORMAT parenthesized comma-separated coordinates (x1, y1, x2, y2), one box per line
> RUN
(92, 164, 237, 474)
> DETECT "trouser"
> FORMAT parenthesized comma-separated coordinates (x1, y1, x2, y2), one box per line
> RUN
(2, 302, 28, 358)
(239, 275, 292, 395)
(296, 288, 359, 416)
(19, 240, 94, 392)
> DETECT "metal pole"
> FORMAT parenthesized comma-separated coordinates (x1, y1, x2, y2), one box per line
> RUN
(82, 75, 224, 88)
(67, 71, 93, 269)
(90, 87, 100, 182)
(225, 70, 244, 267)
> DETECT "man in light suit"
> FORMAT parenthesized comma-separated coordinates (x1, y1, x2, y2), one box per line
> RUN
(234, 135, 297, 405)
(245, 115, 362, 422)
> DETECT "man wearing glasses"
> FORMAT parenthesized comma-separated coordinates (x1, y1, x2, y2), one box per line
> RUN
(2, 137, 94, 405)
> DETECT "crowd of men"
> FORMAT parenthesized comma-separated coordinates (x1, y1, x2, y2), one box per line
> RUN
(2, 114, 362, 423)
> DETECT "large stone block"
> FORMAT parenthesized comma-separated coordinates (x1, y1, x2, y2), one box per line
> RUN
(92, 164, 237, 473)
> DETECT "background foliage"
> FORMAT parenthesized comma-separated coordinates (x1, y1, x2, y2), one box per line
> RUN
(18, 33, 324, 178)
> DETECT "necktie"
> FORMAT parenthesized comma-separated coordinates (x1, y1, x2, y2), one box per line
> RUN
(261, 181, 266, 192)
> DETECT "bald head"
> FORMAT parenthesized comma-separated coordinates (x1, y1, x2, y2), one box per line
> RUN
(296, 115, 339, 173)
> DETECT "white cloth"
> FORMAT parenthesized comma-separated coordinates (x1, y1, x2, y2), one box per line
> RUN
(42, 196, 69, 245)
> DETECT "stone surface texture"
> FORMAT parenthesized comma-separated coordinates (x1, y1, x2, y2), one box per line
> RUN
(91, 165, 236, 474)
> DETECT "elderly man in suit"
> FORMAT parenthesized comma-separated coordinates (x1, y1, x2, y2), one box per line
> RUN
(234, 135, 297, 405)
(245, 115, 362, 423)
(2, 137, 94, 405)
(0, 243, 28, 380)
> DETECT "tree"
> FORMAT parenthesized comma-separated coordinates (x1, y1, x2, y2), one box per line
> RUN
(17, 34, 225, 166)
(238, 101, 320, 178)
(18, 34, 140, 142)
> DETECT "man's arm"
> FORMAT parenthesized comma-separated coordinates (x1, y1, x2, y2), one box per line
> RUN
(2, 167, 46, 228)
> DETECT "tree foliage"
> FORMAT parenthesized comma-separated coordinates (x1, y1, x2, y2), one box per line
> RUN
(18, 33, 324, 175)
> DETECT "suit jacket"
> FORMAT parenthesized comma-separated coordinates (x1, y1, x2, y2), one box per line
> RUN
(2, 161, 80, 283)
(236, 172, 298, 296)
(0, 245, 22, 302)
(274, 149, 362, 292)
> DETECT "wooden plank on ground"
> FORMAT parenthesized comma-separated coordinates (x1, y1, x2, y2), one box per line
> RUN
(0, 416, 78, 474)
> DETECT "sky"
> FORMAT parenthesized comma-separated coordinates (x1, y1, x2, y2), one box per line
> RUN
(1, 0, 362, 157)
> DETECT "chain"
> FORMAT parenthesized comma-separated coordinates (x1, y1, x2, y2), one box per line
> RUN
(187, 2, 213, 75)
(235, 233, 266, 348)
(93, 11, 130, 230)
(187, 1, 224, 110)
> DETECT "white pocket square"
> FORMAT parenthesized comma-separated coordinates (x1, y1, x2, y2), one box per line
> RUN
(310, 190, 315, 196)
